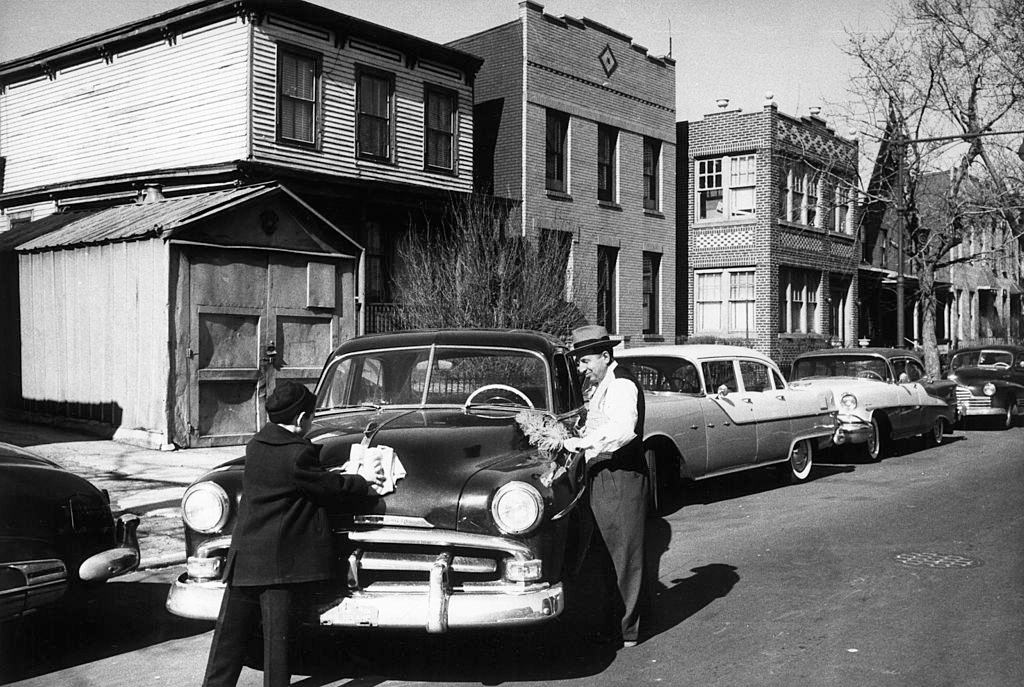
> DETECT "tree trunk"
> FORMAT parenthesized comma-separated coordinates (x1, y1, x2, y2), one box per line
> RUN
(917, 260, 942, 378)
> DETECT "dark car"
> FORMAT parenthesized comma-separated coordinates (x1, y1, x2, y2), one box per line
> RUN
(1, 442, 140, 621)
(947, 345, 1024, 428)
(166, 329, 591, 633)
(789, 348, 960, 460)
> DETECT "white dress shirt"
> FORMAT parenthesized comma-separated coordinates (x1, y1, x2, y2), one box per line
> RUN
(568, 361, 638, 460)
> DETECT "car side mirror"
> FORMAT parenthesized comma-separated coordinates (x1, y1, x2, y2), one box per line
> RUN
(717, 384, 730, 398)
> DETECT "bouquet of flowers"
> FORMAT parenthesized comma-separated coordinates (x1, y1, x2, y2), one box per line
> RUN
(515, 410, 572, 453)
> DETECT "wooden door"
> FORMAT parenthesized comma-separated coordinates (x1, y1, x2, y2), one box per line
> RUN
(186, 249, 351, 446)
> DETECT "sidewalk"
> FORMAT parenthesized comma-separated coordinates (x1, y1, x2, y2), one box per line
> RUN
(0, 415, 240, 570)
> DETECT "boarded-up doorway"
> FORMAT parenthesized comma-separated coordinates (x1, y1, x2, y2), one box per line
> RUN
(186, 247, 352, 446)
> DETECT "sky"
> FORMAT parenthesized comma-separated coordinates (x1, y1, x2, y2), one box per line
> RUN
(0, 0, 895, 124)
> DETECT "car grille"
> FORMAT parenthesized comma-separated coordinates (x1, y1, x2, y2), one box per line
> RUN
(956, 386, 992, 409)
(62, 495, 114, 534)
(335, 527, 530, 591)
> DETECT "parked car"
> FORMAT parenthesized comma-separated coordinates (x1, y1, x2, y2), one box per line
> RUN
(788, 348, 960, 461)
(616, 345, 839, 514)
(1, 442, 140, 621)
(166, 329, 591, 633)
(946, 344, 1024, 428)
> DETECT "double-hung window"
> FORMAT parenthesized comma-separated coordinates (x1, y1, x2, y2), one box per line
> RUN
(779, 267, 821, 333)
(357, 68, 393, 161)
(424, 87, 456, 171)
(643, 137, 661, 210)
(696, 154, 756, 220)
(277, 47, 320, 146)
(598, 125, 617, 202)
(833, 183, 852, 234)
(546, 109, 569, 192)
(642, 252, 661, 334)
(806, 173, 819, 227)
(781, 163, 825, 226)
(597, 245, 618, 333)
(694, 268, 756, 335)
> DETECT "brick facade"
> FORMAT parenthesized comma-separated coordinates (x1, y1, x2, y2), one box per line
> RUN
(450, 1, 676, 343)
(684, 102, 860, 366)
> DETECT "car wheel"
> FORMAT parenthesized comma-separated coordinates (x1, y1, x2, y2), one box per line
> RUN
(645, 446, 680, 516)
(779, 438, 813, 484)
(923, 417, 945, 447)
(866, 416, 885, 461)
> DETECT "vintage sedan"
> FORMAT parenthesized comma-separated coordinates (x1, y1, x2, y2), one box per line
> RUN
(166, 329, 591, 633)
(789, 348, 960, 460)
(617, 345, 839, 513)
(946, 345, 1024, 429)
(1, 442, 140, 621)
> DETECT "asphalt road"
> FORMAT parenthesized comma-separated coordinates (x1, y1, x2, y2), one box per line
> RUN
(3, 423, 1022, 686)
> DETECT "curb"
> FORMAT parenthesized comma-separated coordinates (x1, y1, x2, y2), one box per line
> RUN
(139, 553, 187, 571)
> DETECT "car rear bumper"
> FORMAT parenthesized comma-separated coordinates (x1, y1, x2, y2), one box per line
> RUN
(0, 559, 68, 620)
(166, 573, 564, 631)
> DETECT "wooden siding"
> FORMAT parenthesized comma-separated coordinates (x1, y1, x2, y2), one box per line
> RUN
(19, 239, 171, 443)
(0, 17, 250, 193)
(250, 16, 473, 193)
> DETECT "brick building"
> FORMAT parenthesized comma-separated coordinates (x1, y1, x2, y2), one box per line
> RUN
(681, 99, 860, 367)
(449, 1, 676, 343)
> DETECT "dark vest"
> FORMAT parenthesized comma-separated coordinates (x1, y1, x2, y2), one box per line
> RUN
(596, 363, 646, 474)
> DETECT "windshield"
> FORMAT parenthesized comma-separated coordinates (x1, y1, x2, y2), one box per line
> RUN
(950, 349, 1013, 370)
(791, 355, 891, 382)
(316, 345, 550, 410)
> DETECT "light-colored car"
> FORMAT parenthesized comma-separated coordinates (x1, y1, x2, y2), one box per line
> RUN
(789, 348, 960, 461)
(617, 345, 839, 514)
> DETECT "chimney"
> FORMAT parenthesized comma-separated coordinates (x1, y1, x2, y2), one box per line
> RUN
(715, 98, 730, 110)
(140, 183, 164, 203)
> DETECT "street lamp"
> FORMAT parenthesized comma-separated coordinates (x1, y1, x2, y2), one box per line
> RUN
(892, 127, 1024, 348)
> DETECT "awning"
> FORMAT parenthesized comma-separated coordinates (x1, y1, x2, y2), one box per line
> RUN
(15, 183, 362, 255)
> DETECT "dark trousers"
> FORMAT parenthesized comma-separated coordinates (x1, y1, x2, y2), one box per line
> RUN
(202, 583, 302, 687)
(589, 465, 648, 642)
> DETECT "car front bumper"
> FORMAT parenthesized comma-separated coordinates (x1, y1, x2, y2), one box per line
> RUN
(832, 416, 873, 445)
(166, 573, 564, 631)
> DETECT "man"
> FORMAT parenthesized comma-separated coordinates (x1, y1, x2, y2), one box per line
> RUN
(563, 324, 647, 648)
(203, 381, 384, 687)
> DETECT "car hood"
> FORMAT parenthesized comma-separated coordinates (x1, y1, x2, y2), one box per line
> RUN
(307, 408, 546, 530)
(948, 367, 1022, 387)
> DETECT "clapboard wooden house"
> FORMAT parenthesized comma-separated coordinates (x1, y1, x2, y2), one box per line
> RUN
(0, 0, 481, 447)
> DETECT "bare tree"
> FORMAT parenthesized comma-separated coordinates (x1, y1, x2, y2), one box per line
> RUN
(843, 0, 1024, 375)
(393, 194, 588, 337)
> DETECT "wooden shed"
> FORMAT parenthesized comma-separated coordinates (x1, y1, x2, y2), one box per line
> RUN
(12, 182, 361, 448)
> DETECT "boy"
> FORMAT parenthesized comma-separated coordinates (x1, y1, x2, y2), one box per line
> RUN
(203, 381, 384, 687)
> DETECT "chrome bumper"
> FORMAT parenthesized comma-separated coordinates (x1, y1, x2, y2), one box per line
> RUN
(78, 514, 141, 583)
(165, 574, 564, 630)
(0, 559, 68, 619)
(833, 416, 873, 445)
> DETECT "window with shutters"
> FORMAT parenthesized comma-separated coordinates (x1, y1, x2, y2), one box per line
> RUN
(277, 47, 320, 147)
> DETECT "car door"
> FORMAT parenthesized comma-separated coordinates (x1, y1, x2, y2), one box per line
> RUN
(701, 358, 758, 474)
(890, 357, 925, 435)
(734, 359, 792, 463)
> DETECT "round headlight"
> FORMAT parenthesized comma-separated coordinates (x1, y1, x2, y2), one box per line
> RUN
(840, 392, 858, 410)
(491, 482, 544, 536)
(983, 383, 996, 396)
(182, 482, 230, 533)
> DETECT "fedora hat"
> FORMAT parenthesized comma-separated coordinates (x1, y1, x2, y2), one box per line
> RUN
(569, 324, 617, 357)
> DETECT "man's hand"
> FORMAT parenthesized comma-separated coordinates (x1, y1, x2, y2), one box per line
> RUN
(562, 437, 586, 453)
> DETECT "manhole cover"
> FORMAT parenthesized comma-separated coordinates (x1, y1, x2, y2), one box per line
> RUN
(894, 552, 982, 569)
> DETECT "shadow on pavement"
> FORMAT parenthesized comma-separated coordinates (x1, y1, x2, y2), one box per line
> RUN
(0, 577, 211, 684)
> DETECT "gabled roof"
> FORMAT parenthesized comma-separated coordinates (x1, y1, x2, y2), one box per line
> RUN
(15, 183, 361, 254)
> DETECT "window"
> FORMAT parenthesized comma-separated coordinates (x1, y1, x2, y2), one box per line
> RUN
(703, 360, 738, 394)
(779, 267, 821, 333)
(834, 184, 850, 233)
(540, 228, 573, 297)
(643, 137, 661, 210)
(278, 47, 320, 145)
(546, 109, 569, 192)
(739, 360, 771, 392)
(642, 252, 660, 334)
(694, 268, 756, 335)
(697, 154, 756, 220)
(806, 173, 819, 227)
(597, 245, 618, 332)
(780, 163, 825, 226)
(598, 125, 617, 202)
(357, 69, 393, 160)
(424, 87, 456, 171)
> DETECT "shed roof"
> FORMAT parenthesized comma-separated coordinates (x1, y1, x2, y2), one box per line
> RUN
(0, 211, 94, 252)
(15, 183, 360, 254)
